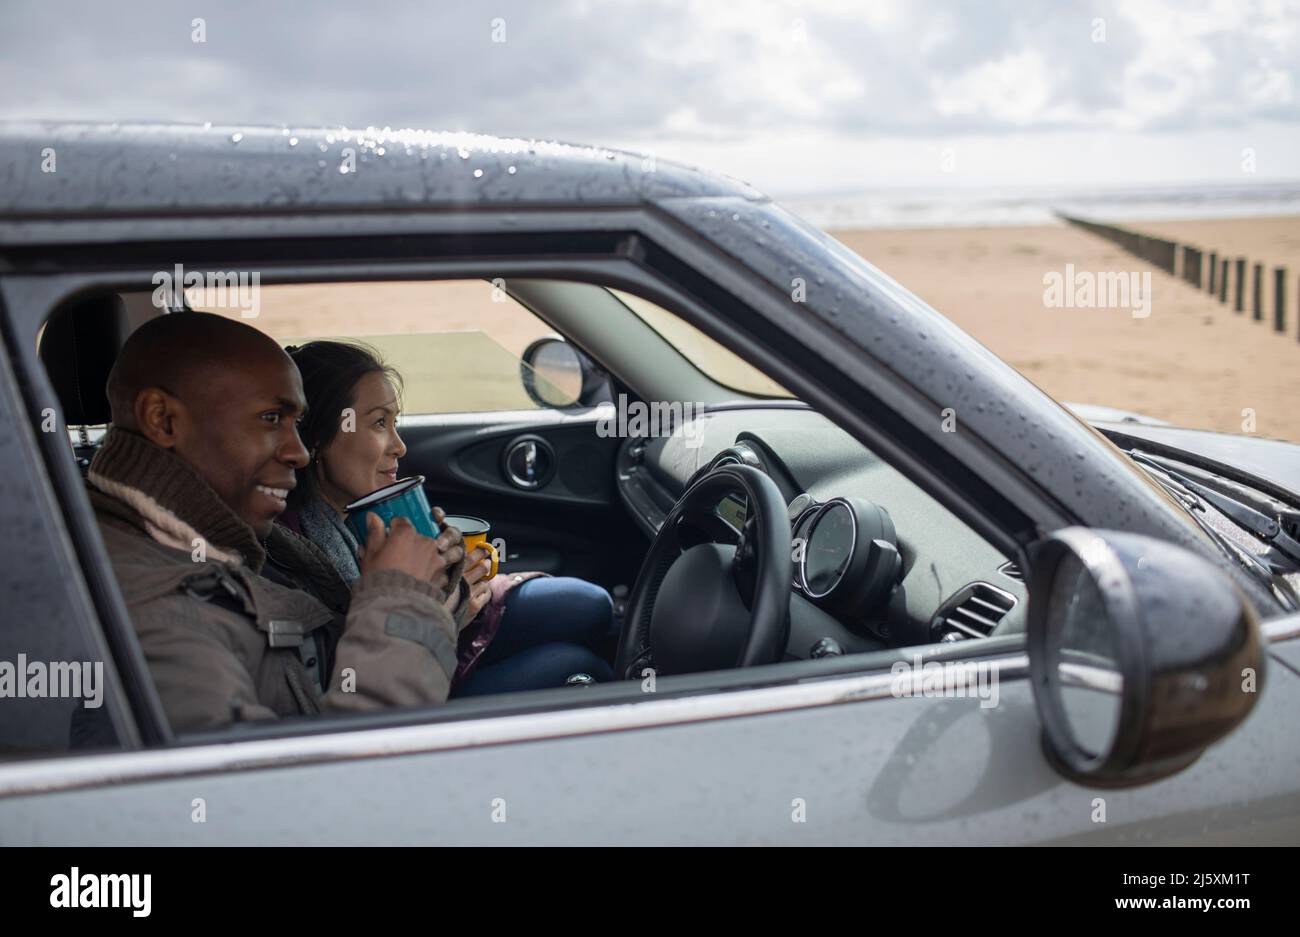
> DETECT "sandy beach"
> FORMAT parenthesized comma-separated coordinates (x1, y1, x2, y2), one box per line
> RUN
(216, 215, 1300, 444)
(832, 216, 1300, 443)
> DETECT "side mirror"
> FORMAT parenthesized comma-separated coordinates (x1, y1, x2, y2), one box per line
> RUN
(520, 337, 605, 409)
(1027, 527, 1263, 787)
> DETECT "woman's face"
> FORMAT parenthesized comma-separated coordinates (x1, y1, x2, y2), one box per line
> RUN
(314, 371, 406, 510)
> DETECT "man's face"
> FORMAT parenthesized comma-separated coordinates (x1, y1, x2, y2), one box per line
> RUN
(169, 352, 309, 538)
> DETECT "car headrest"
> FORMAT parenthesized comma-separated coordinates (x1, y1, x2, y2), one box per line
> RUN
(38, 293, 131, 426)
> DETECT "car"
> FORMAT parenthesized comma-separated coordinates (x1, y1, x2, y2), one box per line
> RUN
(0, 122, 1297, 845)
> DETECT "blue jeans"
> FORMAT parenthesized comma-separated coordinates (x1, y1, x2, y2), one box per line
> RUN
(455, 577, 615, 696)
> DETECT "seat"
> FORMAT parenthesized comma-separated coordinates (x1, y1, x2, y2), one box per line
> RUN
(38, 293, 132, 471)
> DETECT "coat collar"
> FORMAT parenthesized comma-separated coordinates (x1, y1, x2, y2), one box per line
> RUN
(87, 427, 266, 573)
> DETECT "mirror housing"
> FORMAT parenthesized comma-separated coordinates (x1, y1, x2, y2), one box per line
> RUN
(520, 337, 606, 409)
(1028, 527, 1263, 787)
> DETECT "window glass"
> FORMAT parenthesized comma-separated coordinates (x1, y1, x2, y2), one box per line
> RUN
(195, 280, 563, 413)
(610, 289, 793, 398)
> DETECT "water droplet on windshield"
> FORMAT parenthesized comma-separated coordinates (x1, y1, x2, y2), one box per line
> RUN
(230, 132, 243, 143)
(473, 169, 483, 178)
(507, 165, 517, 174)
(288, 137, 299, 147)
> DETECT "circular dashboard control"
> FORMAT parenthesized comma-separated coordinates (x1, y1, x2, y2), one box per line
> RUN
(787, 492, 815, 521)
(798, 497, 903, 620)
(802, 501, 856, 598)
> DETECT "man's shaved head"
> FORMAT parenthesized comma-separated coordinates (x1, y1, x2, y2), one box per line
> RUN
(106, 312, 288, 429)
(106, 311, 310, 537)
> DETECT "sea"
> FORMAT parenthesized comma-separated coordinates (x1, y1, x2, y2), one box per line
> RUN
(776, 181, 1300, 230)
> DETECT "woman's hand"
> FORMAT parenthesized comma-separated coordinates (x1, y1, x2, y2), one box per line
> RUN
(464, 577, 492, 619)
(444, 545, 493, 616)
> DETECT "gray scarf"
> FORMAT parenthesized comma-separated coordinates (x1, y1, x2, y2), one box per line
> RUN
(296, 495, 362, 584)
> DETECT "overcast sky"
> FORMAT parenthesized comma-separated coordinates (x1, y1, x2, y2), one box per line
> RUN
(1, 0, 1297, 195)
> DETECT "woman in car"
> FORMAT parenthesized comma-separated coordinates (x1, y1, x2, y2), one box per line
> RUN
(279, 340, 615, 695)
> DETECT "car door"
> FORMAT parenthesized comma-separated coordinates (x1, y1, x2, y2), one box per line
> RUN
(4, 619, 1298, 845)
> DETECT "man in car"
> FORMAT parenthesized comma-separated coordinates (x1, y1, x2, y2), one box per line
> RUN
(87, 311, 467, 731)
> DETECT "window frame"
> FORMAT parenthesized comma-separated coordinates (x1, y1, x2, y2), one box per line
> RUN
(0, 209, 1064, 786)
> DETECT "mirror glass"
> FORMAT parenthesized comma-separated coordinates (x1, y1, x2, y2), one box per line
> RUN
(1047, 551, 1124, 758)
(525, 340, 583, 407)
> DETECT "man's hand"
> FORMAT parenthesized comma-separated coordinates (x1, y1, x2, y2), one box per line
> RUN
(359, 512, 464, 594)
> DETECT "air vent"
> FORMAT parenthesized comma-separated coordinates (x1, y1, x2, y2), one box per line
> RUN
(931, 582, 1017, 641)
(998, 561, 1024, 583)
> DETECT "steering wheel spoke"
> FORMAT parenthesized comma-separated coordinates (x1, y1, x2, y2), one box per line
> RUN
(731, 512, 760, 605)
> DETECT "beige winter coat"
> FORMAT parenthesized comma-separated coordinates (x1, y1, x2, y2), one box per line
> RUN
(87, 432, 465, 732)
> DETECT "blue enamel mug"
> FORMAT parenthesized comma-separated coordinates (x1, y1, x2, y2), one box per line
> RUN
(344, 475, 441, 547)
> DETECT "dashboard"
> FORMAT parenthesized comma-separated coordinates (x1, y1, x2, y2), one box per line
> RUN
(615, 405, 1027, 659)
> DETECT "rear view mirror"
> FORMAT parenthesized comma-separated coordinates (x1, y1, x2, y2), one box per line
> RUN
(1027, 528, 1263, 787)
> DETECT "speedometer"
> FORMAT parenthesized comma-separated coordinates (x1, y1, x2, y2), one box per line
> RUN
(798, 497, 904, 620)
(801, 500, 856, 597)
(790, 500, 819, 588)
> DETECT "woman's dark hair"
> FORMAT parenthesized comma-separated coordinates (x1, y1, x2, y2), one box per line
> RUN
(286, 340, 403, 508)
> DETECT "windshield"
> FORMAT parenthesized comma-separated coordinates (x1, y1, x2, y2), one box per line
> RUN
(610, 288, 793, 399)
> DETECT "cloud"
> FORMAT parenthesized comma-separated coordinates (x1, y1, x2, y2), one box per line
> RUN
(2, 0, 1297, 137)
(0, 0, 1296, 191)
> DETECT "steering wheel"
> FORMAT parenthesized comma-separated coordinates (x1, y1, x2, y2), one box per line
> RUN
(615, 463, 792, 679)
